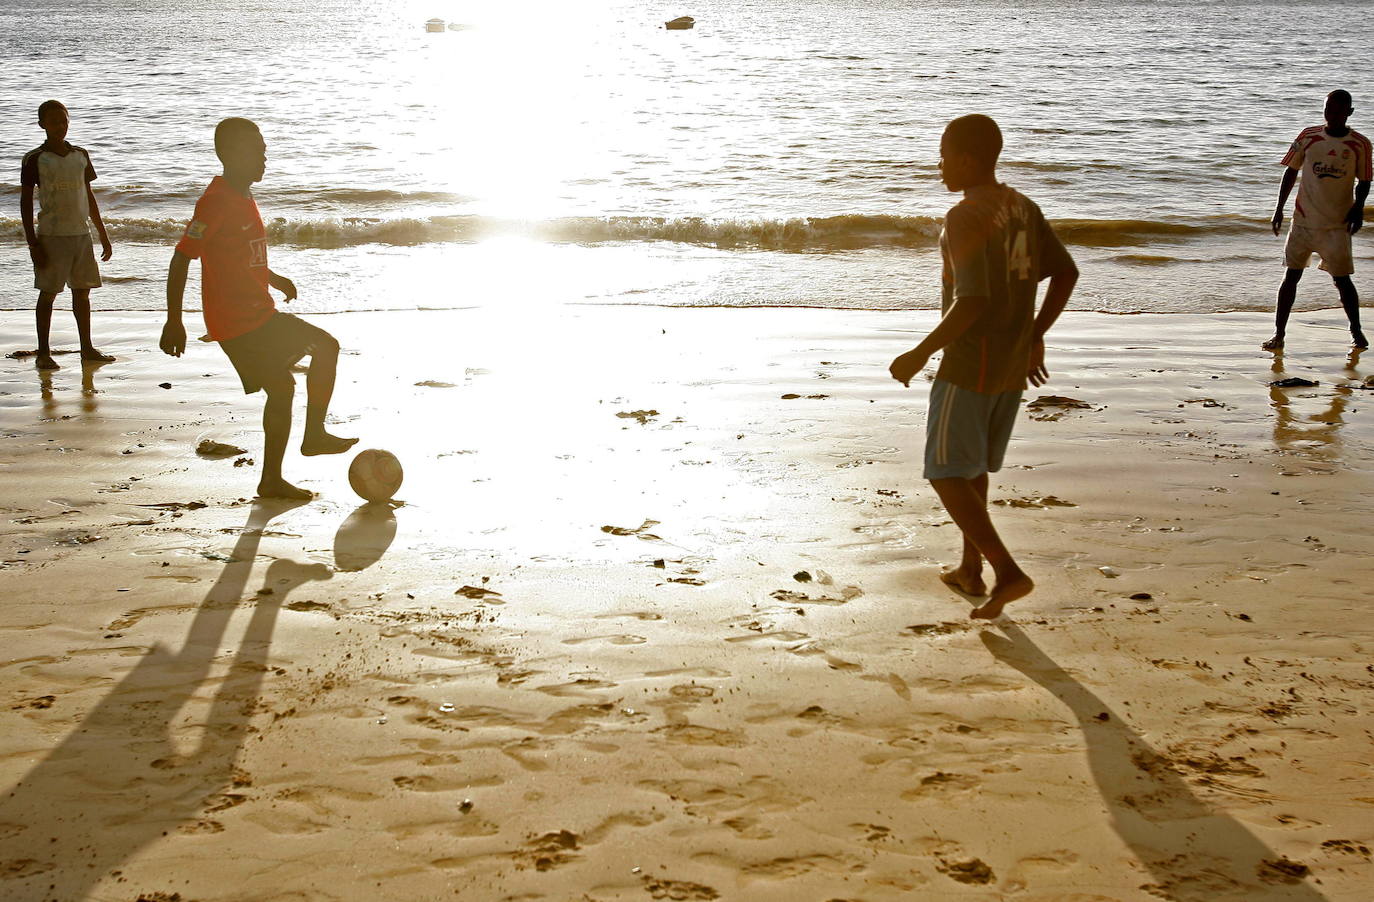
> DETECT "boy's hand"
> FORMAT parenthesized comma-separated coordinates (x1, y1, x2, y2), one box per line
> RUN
(28, 242, 47, 270)
(1347, 204, 1364, 236)
(1271, 208, 1284, 237)
(160, 320, 187, 357)
(270, 273, 297, 302)
(99, 235, 113, 262)
(1027, 338, 1049, 387)
(889, 349, 930, 387)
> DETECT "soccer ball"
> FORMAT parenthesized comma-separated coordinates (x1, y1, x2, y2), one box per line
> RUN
(348, 448, 403, 502)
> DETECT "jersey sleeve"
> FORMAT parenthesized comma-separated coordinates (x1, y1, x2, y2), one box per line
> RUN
(1034, 207, 1075, 280)
(80, 148, 97, 182)
(19, 151, 39, 187)
(175, 191, 224, 259)
(1359, 135, 1373, 181)
(944, 206, 990, 300)
(1281, 132, 1307, 170)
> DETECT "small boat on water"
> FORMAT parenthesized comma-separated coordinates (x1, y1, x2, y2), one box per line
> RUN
(425, 18, 445, 32)
(665, 15, 694, 30)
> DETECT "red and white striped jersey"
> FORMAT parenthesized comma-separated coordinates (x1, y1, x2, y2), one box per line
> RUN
(1281, 125, 1373, 230)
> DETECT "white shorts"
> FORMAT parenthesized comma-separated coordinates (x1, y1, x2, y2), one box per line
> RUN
(1284, 225, 1353, 277)
(34, 232, 102, 293)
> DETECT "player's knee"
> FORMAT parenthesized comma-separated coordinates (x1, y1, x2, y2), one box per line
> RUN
(310, 329, 340, 358)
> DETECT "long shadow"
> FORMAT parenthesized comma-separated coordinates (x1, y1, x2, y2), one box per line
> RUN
(0, 499, 331, 901)
(981, 622, 1327, 902)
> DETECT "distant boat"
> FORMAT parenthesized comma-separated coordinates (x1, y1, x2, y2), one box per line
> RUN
(425, 18, 445, 32)
(665, 16, 694, 30)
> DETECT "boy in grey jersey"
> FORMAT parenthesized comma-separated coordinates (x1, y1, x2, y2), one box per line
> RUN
(20, 100, 114, 370)
(889, 115, 1078, 620)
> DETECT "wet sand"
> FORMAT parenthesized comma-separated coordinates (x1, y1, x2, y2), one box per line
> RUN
(2, 305, 1372, 901)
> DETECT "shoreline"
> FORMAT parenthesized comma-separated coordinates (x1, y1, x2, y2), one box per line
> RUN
(2, 305, 1372, 900)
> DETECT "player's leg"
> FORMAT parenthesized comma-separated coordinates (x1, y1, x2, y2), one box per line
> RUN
(35, 290, 59, 369)
(71, 289, 112, 361)
(297, 324, 357, 456)
(940, 471, 988, 596)
(257, 372, 311, 499)
(931, 476, 1032, 620)
(1333, 277, 1367, 348)
(1265, 268, 1303, 350)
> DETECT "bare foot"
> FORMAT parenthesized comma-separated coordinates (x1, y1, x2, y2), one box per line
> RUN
(970, 571, 1034, 620)
(36, 354, 59, 370)
(940, 567, 987, 597)
(256, 477, 314, 500)
(301, 431, 359, 457)
(1353, 331, 1369, 350)
(1261, 336, 1284, 351)
(81, 348, 115, 362)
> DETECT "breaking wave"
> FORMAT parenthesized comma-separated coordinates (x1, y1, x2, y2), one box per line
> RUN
(0, 212, 1268, 251)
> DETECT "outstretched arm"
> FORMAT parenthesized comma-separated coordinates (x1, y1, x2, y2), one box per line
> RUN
(86, 184, 112, 261)
(1348, 180, 1370, 235)
(1272, 167, 1299, 236)
(162, 251, 190, 356)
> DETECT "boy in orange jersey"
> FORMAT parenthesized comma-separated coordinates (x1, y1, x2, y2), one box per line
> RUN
(161, 118, 356, 499)
(20, 100, 115, 370)
(1265, 90, 1371, 351)
(889, 114, 1078, 620)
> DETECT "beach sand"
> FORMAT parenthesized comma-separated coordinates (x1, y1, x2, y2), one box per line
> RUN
(2, 305, 1372, 901)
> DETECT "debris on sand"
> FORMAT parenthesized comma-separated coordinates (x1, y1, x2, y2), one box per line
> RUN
(1269, 377, 1318, 388)
(196, 439, 248, 458)
(937, 857, 994, 884)
(793, 570, 812, 583)
(616, 409, 660, 424)
(1257, 857, 1310, 883)
(414, 380, 457, 388)
(601, 519, 662, 540)
(1027, 395, 1093, 410)
(455, 585, 502, 600)
(137, 501, 208, 511)
(992, 495, 1076, 509)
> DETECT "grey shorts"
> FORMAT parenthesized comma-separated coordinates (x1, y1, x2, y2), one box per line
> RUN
(34, 233, 101, 293)
(923, 378, 1022, 480)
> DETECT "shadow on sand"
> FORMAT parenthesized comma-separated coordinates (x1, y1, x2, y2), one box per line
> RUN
(981, 621, 1327, 901)
(0, 498, 357, 900)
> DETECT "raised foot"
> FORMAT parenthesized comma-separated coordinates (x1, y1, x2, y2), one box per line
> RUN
(36, 354, 59, 370)
(1261, 336, 1284, 351)
(256, 477, 314, 500)
(1353, 331, 1369, 350)
(81, 348, 115, 362)
(300, 431, 359, 457)
(940, 567, 987, 597)
(970, 571, 1035, 621)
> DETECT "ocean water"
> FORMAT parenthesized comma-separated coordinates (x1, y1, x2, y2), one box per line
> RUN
(1, 0, 1371, 317)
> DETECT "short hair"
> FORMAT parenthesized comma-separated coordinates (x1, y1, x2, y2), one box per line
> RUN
(1328, 89, 1353, 108)
(943, 114, 1003, 168)
(214, 117, 261, 162)
(37, 100, 66, 123)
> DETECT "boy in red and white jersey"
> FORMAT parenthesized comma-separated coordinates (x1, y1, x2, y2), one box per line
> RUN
(1265, 90, 1371, 350)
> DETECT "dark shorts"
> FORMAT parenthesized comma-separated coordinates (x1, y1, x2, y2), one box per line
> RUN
(218, 312, 333, 394)
(923, 378, 1023, 480)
